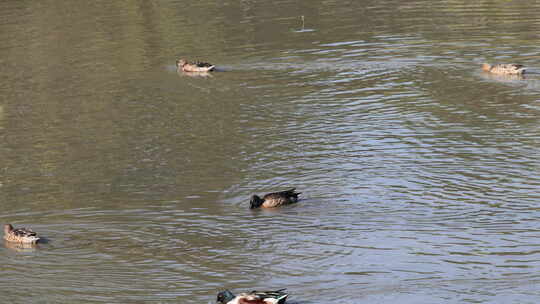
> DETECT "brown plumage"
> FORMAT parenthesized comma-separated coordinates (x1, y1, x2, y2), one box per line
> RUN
(482, 63, 526, 75)
(250, 188, 301, 209)
(4, 224, 40, 244)
(176, 59, 215, 72)
(236, 294, 276, 304)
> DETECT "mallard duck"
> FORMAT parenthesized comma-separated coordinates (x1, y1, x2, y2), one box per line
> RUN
(482, 63, 526, 75)
(4, 224, 40, 244)
(176, 59, 215, 72)
(250, 188, 301, 209)
(217, 289, 288, 304)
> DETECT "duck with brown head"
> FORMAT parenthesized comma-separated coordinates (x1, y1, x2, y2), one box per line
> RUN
(4, 224, 40, 244)
(249, 188, 301, 209)
(217, 289, 288, 304)
(176, 58, 215, 72)
(482, 63, 526, 75)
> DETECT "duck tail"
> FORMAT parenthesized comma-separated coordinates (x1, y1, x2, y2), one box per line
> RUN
(283, 188, 300, 197)
(276, 294, 288, 304)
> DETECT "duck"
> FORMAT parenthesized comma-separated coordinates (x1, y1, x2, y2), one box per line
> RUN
(176, 59, 215, 72)
(250, 188, 301, 209)
(217, 289, 288, 304)
(4, 224, 40, 244)
(482, 63, 526, 75)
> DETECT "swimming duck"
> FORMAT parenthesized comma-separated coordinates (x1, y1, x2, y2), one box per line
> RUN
(482, 63, 526, 75)
(250, 188, 301, 209)
(4, 224, 40, 244)
(217, 289, 288, 304)
(176, 59, 215, 72)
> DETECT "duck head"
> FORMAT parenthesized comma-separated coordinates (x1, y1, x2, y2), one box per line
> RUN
(4, 224, 13, 235)
(216, 289, 236, 304)
(482, 63, 492, 72)
(250, 195, 264, 209)
(176, 59, 187, 68)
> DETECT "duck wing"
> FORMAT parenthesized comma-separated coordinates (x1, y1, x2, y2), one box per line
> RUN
(251, 289, 287, 297)
(264, 189, 300, 199)
(195, 61, 214, 68)
(493, 64, 525, 73)
(13, 227, 37, 237)
(248, 289, 288, 304)
(259, 189, 301, 207)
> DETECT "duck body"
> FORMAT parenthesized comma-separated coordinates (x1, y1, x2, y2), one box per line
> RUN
(217, 289, 288, 304)
(482, 63, 526, 75)
(4, 224, 40, 244)
(250, 188, 301, 209)
(176, 59, 215, 72)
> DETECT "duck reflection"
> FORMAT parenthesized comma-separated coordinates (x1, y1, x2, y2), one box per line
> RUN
(177, 70, 214, 78)
(4, 240, 39, 252)
(481, 71, 525, 82)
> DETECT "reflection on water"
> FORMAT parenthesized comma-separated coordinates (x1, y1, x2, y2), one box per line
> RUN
(292, 15, 316, 33)
(0, 105, 4, 130)
(1, 0, 540, 303)
(481, 71, 525, 82)
(178, 70, 214, 78)
(4, 240, 39, 253)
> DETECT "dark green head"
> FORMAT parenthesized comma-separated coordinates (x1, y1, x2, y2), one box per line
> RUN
(216, 289, 235, 304)
(250, 195, 264, 209)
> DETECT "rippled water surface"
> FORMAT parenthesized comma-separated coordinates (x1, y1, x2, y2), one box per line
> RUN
(1, 1, 540, 303)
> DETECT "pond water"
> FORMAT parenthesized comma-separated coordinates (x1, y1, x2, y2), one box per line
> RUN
(1, 1, 539, 303)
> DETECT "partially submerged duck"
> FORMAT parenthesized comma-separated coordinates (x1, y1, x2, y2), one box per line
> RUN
(217, 289, 288, 304)
(176, 59, 215, 72)
(250, 188, 301, 209)
(4, 224, 40, 244)
(482, 63, 526, 75)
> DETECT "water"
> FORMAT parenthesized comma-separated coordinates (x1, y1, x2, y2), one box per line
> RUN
(1, 0, 539, 303)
